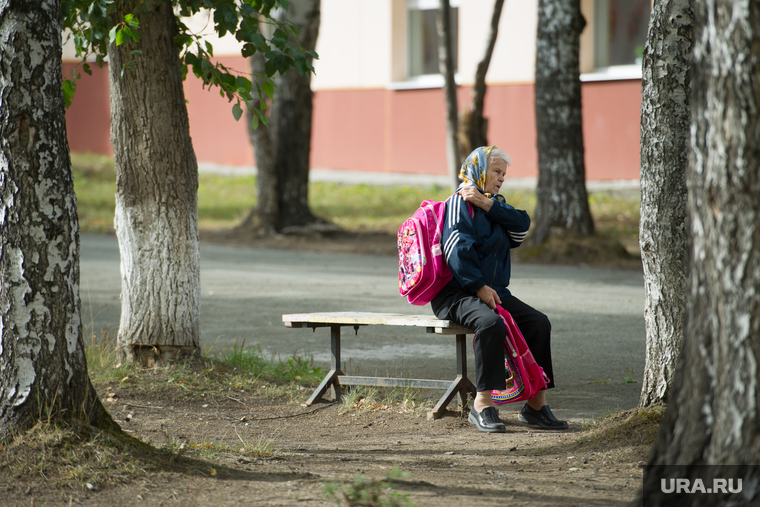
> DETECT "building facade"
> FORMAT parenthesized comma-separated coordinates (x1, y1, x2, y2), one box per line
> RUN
(63, 0, 650, 182)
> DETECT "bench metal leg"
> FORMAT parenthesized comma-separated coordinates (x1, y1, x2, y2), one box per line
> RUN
(306, 325, 343, 405)
(428, 334, 475, 419)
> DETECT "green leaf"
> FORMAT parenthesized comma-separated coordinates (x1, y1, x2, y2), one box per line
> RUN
(108, 25, 118, 44)
(293, 56, 307, 75)
(185, 52, 199, 67)
(250, 114, 259, 130)
(62, 79, 76, 109)
(232, 102, 244, 121)
(264, 60, 276, 77)
(115, 28, 124, 46)
(125, 13, 134, 24)
(236, 76, 252, 93)
(241, 44, 257, 58)
(255, 108, 268, 127)
(262, 80, 274, 99)
(122, 26, 138, 43)
(220, 72, 236, 89)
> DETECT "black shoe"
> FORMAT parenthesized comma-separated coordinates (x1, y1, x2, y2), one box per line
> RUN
(518, 404, 568, 430)
(468, 406, 507, 433)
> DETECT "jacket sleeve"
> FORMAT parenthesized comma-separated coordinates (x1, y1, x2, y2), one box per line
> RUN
(485, 200, 531, 249)
(442, 194, 487, 293)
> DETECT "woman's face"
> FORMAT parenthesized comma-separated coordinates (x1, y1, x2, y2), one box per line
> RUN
(484, 159, 507, 195)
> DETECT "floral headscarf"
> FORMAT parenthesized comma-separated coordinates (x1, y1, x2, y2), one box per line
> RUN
(457, 146, 506, 202)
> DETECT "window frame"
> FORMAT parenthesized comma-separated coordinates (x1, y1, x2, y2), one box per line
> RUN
(580, 0, 651, 82)
(391, 0, 460, 90)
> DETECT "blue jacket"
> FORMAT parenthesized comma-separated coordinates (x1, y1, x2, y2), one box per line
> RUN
(441, 193, 530, 299)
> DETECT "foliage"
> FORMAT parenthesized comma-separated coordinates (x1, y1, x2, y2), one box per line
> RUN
(61, 0, 317, 125)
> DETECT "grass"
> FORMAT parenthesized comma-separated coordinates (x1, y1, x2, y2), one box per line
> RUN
(85, 331, 324, 399)
(323, 463, 413, 507)
(70, 152, 639, 240)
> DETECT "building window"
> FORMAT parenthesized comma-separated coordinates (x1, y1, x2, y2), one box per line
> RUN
(594, 0, 650, 68)
(407, 0, 458, 79)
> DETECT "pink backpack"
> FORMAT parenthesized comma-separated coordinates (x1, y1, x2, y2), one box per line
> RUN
(397, 196, 471, 305)
(490, 306, 550, 404)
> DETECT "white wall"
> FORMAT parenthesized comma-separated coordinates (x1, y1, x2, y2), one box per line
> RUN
(312, 0, 394, 89)
(458, 0, 537, 85)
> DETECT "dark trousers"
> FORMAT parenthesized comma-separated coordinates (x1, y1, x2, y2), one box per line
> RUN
(432, 287, 555, 393)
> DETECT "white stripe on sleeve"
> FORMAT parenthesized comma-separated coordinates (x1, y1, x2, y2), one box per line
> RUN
(444, 231, 460, 263)
(449, 195, 462, 226)
(509, 231, 527, 243)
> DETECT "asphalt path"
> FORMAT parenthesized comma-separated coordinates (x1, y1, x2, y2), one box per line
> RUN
(80, 233, 646, 423)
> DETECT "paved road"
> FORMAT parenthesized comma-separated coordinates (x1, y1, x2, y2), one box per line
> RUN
(80, 233, 646, 422)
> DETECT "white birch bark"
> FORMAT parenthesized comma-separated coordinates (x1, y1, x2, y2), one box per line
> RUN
(0, 0, 109, 436)
(532, 0, 594, 245)
(641, 1, 760, 503)
(638, 0, 693, 407)
(108, 3, 200, 363)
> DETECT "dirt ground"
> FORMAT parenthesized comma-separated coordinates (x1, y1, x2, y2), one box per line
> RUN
(4, 376, 655, 507)
(2, 232, 650, 507)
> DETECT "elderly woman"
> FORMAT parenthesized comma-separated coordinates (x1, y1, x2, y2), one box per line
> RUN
(432, 146, 567, 433)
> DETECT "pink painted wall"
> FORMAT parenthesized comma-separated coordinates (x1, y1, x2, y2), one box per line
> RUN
(63, 60, 642, 181)
(63, 63, 112, 156)
(581, 80, 642, 180)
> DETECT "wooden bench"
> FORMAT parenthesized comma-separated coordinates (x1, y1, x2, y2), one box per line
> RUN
(282, 312, 476, 419)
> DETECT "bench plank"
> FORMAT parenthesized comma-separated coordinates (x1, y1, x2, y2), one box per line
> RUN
(282, 311, 472, 334)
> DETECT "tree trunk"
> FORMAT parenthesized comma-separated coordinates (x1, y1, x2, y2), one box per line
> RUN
(638, 0, 692, 408)
(464, 0, 504, 155)
(243, 0, 322, 234)
(640, 1, 760, 504)
(108, 3, 201, 364)
(438, 0, 461, 191)
(531, 0, 594, 246)
(0, 0, 112, 437)
(245, 50, 279, 235)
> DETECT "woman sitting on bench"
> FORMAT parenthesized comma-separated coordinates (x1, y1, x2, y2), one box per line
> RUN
(432, 146, 568, 433)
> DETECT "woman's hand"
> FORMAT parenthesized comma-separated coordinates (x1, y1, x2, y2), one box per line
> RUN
(459, 186, 493, 212)
(476, 285, 502, 310)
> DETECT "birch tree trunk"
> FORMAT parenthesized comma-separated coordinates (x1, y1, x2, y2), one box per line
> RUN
(243, 0, 322, 234)
(531, 0, 594, 246)
(464, 0, 504, 155)
(438, 0, 461, 191)
(0, 0, 112, 436)
(640, 1, 760, 504)
(108, 2, 201, 364)
(638, 0, 692, 408)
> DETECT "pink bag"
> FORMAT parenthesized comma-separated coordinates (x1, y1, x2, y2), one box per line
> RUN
(490, 306, 549, 404)
(397, 196, 471, 306)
